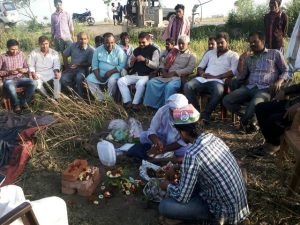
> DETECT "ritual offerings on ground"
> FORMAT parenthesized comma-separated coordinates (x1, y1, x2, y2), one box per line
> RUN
(61, 159, 101, 196)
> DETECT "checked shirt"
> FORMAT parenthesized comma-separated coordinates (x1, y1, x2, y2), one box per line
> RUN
(167, 133, 250, 224)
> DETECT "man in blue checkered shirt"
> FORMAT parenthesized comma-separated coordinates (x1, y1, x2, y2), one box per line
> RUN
(159, 105, 250, 225)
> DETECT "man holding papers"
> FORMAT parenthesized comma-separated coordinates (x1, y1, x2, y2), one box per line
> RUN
(184, 32, 239, 124)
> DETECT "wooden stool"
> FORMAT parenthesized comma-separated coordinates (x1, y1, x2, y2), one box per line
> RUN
(2, 87, 25, 111)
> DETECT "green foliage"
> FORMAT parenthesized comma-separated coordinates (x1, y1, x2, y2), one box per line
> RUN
(227, 1, 267, 38)
(26, 19, 44, 32)
(226, 0, 300, 37)
(191, 25, 221, 40)
(285, 0, 300, 34)
(0, 26, 50, 52)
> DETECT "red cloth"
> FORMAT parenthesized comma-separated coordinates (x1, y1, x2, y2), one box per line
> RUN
(164, 48, 179, 70)
(0, 127, 41, 186)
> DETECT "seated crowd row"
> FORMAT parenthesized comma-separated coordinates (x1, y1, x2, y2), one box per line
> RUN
(0, 31, 295, 137)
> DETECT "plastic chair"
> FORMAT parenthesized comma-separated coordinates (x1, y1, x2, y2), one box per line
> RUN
(0, 202, 39, 225)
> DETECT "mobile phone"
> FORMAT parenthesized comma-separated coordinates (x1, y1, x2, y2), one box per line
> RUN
(0, 174, 6, 186)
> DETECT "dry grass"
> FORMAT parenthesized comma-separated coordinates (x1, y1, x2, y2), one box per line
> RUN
(31, 92, 128, 153)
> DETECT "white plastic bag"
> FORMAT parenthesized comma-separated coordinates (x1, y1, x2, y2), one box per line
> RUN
(108, 119, 128, 131)
(139, 160, 161, 181)
(128, 117, 143, 138)
(97, 140, 116, 166)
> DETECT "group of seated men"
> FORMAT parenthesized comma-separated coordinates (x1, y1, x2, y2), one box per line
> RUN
(0, 30, 297, 138)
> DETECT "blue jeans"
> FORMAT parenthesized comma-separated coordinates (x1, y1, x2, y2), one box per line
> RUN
(223, 86, 271, 125)
(61, 68, 87, 97)
(3, 78, 37, 107)
(184, 79, 224, 120)
(159, 195, 215, 223)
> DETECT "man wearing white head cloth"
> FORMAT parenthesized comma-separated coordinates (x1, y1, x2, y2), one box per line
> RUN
(144, 35, 196, 109)
(127, 94, 190, 160)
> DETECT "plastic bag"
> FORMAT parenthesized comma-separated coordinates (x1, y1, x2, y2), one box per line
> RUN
(139, 160, 161, 181)
(108, 119, 128, 131)
(143, 178, 166, 202)
(97, 140, 116, 166)
(128, 117, 143, 138)
(111, 129, 129, 142)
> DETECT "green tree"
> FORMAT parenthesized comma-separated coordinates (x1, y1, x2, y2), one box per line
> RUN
(286, 0, 300, 35)
(12, 0, 37, 21)
(234, 0, 254, 17)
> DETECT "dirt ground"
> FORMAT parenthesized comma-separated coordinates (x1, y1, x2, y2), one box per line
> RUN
(15, 109, 300, 225)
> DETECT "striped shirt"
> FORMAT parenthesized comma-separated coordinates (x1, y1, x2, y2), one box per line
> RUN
(238, 48, 288, 89)
(167, 133, 250, 224)
(0, 51, 28, 79)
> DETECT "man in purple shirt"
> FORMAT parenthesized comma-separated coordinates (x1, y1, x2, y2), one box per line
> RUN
(223, 31, 288, 133)
(51, 0, 74, 55)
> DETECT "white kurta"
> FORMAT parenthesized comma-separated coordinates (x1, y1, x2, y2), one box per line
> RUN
(286, 12, 300, 69)
(0, 185, 68, 225)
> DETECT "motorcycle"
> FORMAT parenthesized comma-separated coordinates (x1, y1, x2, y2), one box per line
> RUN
(72, 9, 95, 26)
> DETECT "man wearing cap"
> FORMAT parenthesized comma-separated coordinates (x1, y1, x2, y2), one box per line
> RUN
(144, 35, 196, 109)
(127, 94, 191, 161)
(158, 106, 250, 225)
(51, 0, 75, 55)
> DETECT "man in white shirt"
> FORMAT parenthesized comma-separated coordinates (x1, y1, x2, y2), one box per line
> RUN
(184, 32, 239, 124)
(0, 185, 68, 225)
(28, 36, 61, 99)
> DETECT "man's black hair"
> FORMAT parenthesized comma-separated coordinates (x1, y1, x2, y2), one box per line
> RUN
(103, 32, 114, 39)
(166, 38, 175, 46)
(120, 32, 130, 40)
(215, 32, 230, 43)
(175, 4, 185, 11)
(270, 0, 282, 6)
(7, 39, 19, 48)
(95, 35, 104, 44)
(248, 31, 265, 42)
(38, 36, 49, 44)
(138, 32, 150, 40)
(174, 123, 198, 139)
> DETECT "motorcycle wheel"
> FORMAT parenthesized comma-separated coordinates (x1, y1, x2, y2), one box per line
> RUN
(87, 17, 95, 26)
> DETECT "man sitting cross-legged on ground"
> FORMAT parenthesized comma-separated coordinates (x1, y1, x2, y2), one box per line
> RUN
(0, 39, 37, 113)
(61, 32, 94, 98)
(223, 31, 288, 133)
(28, 36, 61, 100)
(184, 32, 239, 124)
(253, 83, 300, 156)
(144, 35, 196, 109)
(158, 106, 249, 225)
(127, 94, 192, 161)
(118, 32, 159, 111)
(86, 33, 127, 101)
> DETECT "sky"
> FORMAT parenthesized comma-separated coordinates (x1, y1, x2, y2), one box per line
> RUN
(27, 0, 291, 23)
